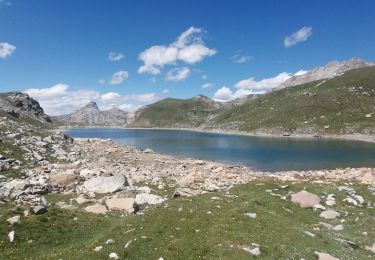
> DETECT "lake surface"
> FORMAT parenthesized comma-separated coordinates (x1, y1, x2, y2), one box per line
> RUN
(66, 128, 375, 172)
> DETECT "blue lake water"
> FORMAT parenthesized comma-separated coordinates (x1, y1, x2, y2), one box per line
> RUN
(66, 128, 375, 172)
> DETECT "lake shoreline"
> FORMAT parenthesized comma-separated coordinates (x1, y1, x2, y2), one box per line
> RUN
(60, 125, 375, 144)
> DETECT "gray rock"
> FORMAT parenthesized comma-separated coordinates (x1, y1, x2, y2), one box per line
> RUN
(85, 204, 108, 214)
(33, 205, 47, 215)
(105, 197, 137, 214)
(83, 175, 127, 194)
(314, 251, 340, 260)
(173, 188, 200, 198)
(291, 190, 321, 208)
(7, 215, 21, 225)
(320, 209, 340, 220)
(135, 193, 165, 205)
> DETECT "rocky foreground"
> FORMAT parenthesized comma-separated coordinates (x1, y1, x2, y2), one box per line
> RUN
(1, 115, 375, 259)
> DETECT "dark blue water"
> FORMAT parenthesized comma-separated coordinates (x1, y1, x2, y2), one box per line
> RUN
(66, 128, 375, 172)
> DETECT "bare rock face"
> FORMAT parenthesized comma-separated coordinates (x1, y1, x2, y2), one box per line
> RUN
(276, 58, 375, 90)
(55, 102, 128, 126)
(291, 190, 321, 208)
(0, 92, 52, 123)
(83, 175, 128, 194)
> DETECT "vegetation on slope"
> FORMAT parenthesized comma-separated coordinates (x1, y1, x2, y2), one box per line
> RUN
(128, 95, 222, 128)
(209, 66, 375, 135)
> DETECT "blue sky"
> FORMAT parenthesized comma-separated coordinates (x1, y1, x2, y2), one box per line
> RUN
(0, 0, 374, 115)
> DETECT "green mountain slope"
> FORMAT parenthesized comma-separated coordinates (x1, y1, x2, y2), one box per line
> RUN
(128, 95, 223, 128)
(209, 66, 375, 135)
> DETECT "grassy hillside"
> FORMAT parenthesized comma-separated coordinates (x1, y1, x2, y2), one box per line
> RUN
(209, 66, 375, 135)
(128, 96, 222, 128)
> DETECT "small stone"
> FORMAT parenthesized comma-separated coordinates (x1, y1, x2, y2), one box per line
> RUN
(320, 209, 340, 220)
(109, 252, 119, 259)
(8, 231, 15, 242)
(365, 242, 375, 253)
(304, 231, 315, 237)
(106, 239, 115, 244)
(94, 246, 103, 252)
(332, 224, 344, 231)
(244, 213, 257, 218)
(33, 205, 47, 215)
(7, 215, 21, 225)
(314, 251, 340, 260)
(242, 244, 261, 256)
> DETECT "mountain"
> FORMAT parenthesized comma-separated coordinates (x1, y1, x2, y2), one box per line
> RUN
(55, 102, 128, 126)
(208, 66, 375, 135)
(0, 92, 53, 126)
(275, 58, 375, 90)
(127, 95, 223, 128)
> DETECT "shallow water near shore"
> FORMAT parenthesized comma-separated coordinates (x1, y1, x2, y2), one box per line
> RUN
(66, 128, 375, 172)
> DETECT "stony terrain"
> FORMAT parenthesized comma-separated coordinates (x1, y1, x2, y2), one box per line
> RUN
(1, 113, 375, 259)
(54, 101, 128, 127)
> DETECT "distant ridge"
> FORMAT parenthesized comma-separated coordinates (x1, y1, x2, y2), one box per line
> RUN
(275, 58, 375, 90)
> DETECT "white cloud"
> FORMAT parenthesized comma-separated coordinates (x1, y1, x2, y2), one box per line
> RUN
(201, 74, 208, 80)
(284, 26, 312, 48)
(213, 71, 303, 102)
(0, 42, 16, 58)
(231, 54, 253, 64)
(162, 89, 170, 94)
(138, 26, 216, 75)
(202, 83, 214, 89)
(165, 67, 190, 81)
(109, 70, 129, 85)
(108, 52, 125, 61)
(24, 84, 160, 115)
(234, 72, 292, 92)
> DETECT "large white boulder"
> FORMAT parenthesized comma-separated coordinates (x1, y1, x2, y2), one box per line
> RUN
(291, 190, 321, 208)
(135, 193, 165, 205)
(83, 175, 127, 194)
(105, 197, 136, 214)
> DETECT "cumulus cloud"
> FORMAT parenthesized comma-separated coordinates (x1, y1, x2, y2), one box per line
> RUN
(202, 83, 214, 89)
(213, 70, 307, 102)
(165, 67, 190, 81)
(138, 26, 216, 75)
(109, 70, 129, 85)
(24, 84, 160, 115)
(108, 52, 125, 61)
(284, 26, 313, 48)
(0, 42, 16, 58)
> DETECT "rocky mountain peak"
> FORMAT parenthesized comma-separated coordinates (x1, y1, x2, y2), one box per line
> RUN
(0, 92, 52, 123)
(82, 101, 99, 110)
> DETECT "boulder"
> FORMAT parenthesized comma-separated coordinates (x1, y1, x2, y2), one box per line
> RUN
(49, 173, 79, 187)
(314, 252, 340, 260)
(85, 204, 108, 214)
(105, 197, 137, 214)
(83, 175, 127, 194)
(33, 205, 47, 215)
(173, 188, 200, 198)
(365, 242, 375, 254)
(135, 193, 165, 205)
(291, 190, 320, 208)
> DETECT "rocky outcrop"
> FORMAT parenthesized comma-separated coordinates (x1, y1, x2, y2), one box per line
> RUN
(55, 102, 128, 126)
(0, 92, 52, 123)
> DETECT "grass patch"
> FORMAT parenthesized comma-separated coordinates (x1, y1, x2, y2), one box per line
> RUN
(1, 180, 374, 259)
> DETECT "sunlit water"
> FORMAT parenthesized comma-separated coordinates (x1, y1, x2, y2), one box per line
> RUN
(66, 128, 375, 172)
